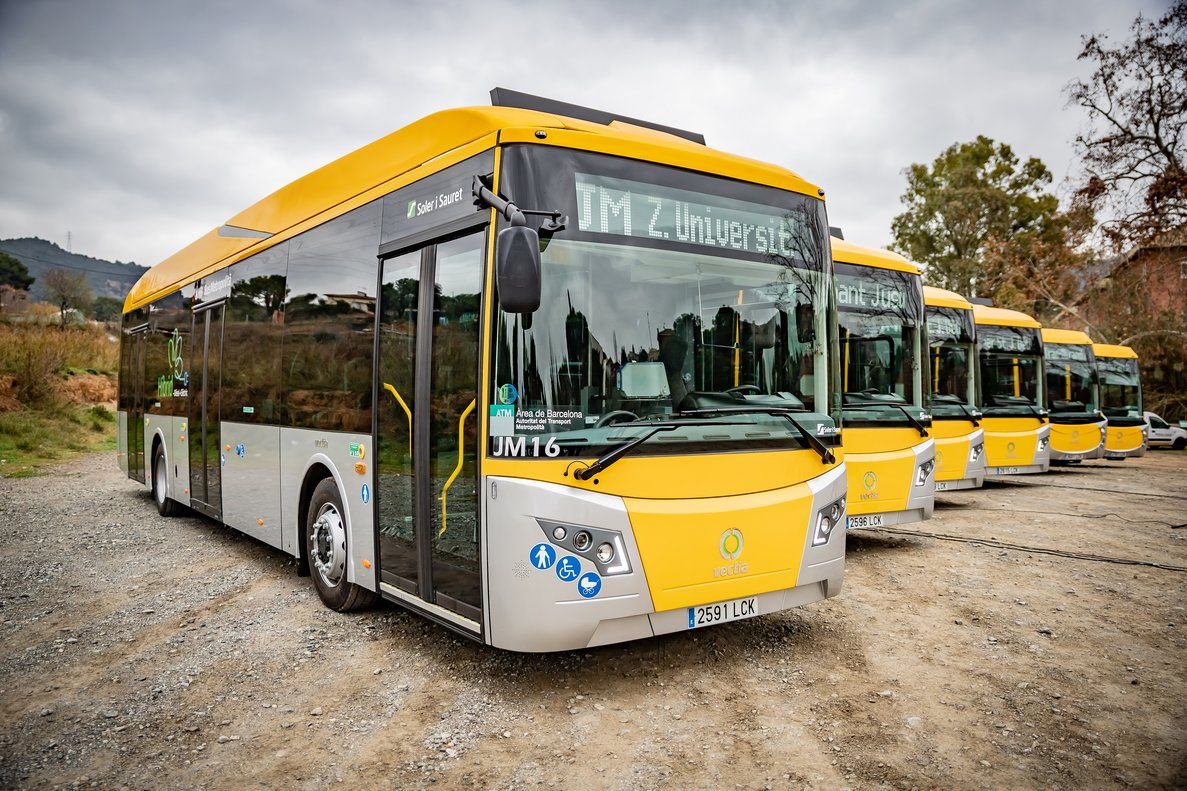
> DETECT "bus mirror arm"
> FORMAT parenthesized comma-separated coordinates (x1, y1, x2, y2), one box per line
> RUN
(474, 177, 545, 314)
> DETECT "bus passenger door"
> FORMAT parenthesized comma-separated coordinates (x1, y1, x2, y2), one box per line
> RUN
(125, 327, 147, 483)
(188, 302, 224, 519)
(376, 228, 485, 630)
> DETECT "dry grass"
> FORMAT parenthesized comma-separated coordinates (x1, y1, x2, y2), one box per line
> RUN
(0, 323, 118, 405)
(0, 322, 119, 475)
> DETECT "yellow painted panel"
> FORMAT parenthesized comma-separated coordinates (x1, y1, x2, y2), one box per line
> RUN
(972, 304, 1041, 329)
(923, 285, 973, 310)
(830, 237, 920, 274)
(982, 416, 1043, 467)
(482, 447, 842, 501)
(843, 447, 917, 515)
(1041, 327, 1094, 346)
(1050, 421, 1104, 453)
(1106, 425, 1145, 452)
(931, 420, 976, 482)
(624, 482, 814, 611)
(1093, 343, 1138, 360)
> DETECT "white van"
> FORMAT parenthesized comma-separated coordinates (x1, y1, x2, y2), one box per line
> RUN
(1144, 412, 1187, 449)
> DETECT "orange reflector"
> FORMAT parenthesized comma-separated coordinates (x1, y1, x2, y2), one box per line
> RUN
(183, 487, 189, 494)
(354, 462, 366, 475)
(224, 444, 231, 451)
(362, 559, 372, 569)
(258, 518, 264, 526)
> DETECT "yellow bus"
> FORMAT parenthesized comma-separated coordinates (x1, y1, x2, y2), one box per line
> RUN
(924, 286, 985, 491)
(116, 89, 847, 652)
(1093, 343, 1147, 460)
(1041, 328, 1107, 463)
(973, 305, 1050, 475)
(830, 238, 934, 529)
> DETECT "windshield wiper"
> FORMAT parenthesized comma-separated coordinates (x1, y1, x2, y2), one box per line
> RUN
(950, 401, 981, 427)
(572, 420, 745, 480)
(843, 403, 930, 437)
(675, 407, 836, 464)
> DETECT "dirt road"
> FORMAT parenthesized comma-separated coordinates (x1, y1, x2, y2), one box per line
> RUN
(1, 452, 1185, 789)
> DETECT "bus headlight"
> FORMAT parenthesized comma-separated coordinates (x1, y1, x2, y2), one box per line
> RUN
(968, 443, 984, 463)
(1100, 425, 1108, 442)
(537, 520, 631, 576)
(812, 496, 846, 546)
(914, 459, 935, 486)
(1037, 436, 1049, 451)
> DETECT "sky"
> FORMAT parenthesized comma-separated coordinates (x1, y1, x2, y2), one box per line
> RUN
(0, 0, 1170, 269)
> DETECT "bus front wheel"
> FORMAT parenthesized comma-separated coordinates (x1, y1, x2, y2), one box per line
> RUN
(152, 446, 179, 517)
(306, 478, 377, 612)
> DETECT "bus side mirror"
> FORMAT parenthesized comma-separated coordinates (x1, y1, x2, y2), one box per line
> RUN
(496, 225, 541, 313)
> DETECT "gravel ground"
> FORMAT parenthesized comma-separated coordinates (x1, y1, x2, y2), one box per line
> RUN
(1, 451, 1185, 790)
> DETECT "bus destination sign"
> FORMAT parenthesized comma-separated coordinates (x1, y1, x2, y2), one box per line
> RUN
(574, 173, 807, 258)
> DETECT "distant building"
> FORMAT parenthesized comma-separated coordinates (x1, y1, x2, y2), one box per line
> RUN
(0, 284, 29, 314)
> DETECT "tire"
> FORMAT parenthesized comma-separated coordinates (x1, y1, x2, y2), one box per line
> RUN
(1174, 438, 1186, 451)
(152, 445, 180, 517)
(306, 477, 377, 612)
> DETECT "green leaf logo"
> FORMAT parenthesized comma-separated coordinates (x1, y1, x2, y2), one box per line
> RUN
(406, 200, 417, 219)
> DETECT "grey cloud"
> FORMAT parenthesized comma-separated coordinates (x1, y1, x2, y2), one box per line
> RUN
(0, 0, 1167, 268)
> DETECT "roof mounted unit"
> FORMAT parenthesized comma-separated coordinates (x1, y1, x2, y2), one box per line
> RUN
(829, 226, 844, 239)
(490, 87, 705, 146)
(968, 297, 994, 306)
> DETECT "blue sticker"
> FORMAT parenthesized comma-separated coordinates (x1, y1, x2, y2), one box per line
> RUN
(220, 453, 226, 467)
(235, 443, 246, 458)
(577, 572, 602, 599)
(497, 383, 519, 405)
(554, 555, 581, 583)
(529, 543, 556, 570)
(360, 483, 371, 504)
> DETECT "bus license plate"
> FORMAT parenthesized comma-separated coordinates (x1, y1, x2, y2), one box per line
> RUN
(991, 466, 1019, 475)
(1064, 454, 1082, 461)
(846, 514, 884, 529)
(935, 481, 950, 492)
(688, 597, 757, 629)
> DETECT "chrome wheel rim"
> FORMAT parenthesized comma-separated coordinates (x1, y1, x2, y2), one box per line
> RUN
(154, 456, 166, 506)
(310, 503, 346, 587)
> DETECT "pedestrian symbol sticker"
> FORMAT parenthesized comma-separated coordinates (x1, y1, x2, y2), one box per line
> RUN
(577, 572, 602, 599)
(529, 543, 556, 570)
(555, 555, 581, 582)
(361, 483, 371, 504)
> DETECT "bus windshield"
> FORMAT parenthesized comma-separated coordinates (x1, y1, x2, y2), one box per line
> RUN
(835, 262, 925, 423)
(490, 146, 837, 459)
(1098, 357, 1141, 418)
(1044, 343, 1098, 415)
(978, 325, 1044, 415)
(926, 304, 977, 417)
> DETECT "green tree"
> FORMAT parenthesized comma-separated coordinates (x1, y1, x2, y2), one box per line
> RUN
(42, 269, 94, 327)
(1067, 2, 1187, 251)
(91, 295, 123, 322)
(0, 251, 34, 290)
(890, 136, 1080, 305)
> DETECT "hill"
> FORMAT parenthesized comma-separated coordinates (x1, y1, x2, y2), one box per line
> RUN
(0, 237, 145, 301)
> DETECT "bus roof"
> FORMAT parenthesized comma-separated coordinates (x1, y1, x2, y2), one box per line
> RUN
(1041, 327, 1095, 346)
(830, 237, 920, 275)
(125, 105, 823, 312)
(1093, 343, 1138, 359)
(972, 304, 1041, 329)
(922, 285, 972, 310)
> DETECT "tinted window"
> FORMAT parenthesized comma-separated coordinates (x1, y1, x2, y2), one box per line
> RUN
(282, 201, 381, 432)
(223, 244, 288, 423)
(145, 293, 188, 417)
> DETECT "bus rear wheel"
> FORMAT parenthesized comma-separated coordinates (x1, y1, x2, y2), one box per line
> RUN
(152, 446, 179, 517)
(306, 478, 377, 612)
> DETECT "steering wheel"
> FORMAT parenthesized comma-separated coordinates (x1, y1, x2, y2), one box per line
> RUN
(727, 385, 761, 396)
(595, 410, 638, 428)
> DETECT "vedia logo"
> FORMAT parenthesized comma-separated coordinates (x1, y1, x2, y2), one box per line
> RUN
(1006, 441, 1017, 457)
(860, 470, 878, 501)
(714, 529, 747, 578)
(406, 199, 418, 219)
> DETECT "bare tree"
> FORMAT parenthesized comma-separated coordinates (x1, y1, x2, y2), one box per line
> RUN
(42, 269, 94, 327)
(1067, 2, 1187, 251)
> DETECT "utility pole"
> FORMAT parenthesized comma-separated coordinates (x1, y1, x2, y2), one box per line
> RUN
(66, 231, 72, 253)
